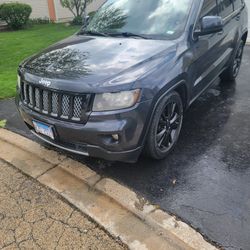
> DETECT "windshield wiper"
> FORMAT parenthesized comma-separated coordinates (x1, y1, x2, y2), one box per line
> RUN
(109, 32, 150, 39)
(78, 30, 109, 37)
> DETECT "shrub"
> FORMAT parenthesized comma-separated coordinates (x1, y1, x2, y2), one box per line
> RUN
(71, 11, 96, 26)
(0, 4, 3, 20)
(88, 11, 96, 21)
(0, 3, 32, 29)
(71, 16, 83, 25)
(29, 18, 51, 25)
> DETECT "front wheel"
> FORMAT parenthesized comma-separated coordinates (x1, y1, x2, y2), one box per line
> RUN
(220, 40, 244, 82)
(145, 91, 183, 160)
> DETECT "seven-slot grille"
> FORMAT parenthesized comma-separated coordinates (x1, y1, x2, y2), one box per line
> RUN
(21, 82, 91, 122)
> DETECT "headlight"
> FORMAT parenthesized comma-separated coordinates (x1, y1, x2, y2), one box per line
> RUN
(17, 74, 21, 89)
(93, 89, 141, 112)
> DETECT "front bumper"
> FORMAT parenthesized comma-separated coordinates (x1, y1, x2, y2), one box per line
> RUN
(16, 97, 152, 163)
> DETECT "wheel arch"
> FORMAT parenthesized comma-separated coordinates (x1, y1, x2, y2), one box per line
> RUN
(241, 31, 248, 44)
(140, 80, 189, 147)
(173, 83, 188, 110)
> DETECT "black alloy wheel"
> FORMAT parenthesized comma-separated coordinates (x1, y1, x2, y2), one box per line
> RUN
(232, 40, 244, 78)
(145, 91, 183, 160)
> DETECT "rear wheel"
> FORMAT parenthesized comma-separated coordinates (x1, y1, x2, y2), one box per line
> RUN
(220, 40, 244, 82)
(145, 91, 183, 160)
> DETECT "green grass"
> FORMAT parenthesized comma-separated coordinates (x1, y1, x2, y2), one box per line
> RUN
(0, 119, 7, 128)
(0, 23, 80, 99)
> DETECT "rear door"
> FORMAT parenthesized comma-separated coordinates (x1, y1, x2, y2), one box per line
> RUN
(231, 0, 246, 37)
(218, 0, 239, 44)
(216, 0, 239, 69)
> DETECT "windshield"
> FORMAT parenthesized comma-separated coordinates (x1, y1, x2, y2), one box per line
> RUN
(86, 0, 193, 39)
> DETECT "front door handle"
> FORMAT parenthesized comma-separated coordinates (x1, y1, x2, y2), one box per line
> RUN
(235, 15, 240, 21)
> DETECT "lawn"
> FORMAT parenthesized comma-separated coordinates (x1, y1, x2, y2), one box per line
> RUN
(0, 23, 80, 99)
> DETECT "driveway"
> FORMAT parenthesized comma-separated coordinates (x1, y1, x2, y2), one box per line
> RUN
(1, 46, 250, 250)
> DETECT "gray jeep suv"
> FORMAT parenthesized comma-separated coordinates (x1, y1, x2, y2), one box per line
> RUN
(16, 0, 248, 162)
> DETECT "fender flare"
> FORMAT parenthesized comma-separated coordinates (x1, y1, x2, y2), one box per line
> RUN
(139, 79, 188, 147)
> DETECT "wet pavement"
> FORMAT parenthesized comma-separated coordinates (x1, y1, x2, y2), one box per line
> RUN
(1, 47, 250, 250)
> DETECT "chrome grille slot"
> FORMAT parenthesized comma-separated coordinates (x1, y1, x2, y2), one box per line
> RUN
(28, 85, 34, 106)
(20, 82, 91, 123)
(35, 88, 40, 110)
(23, 83, 28, 104)
(73, 96, 82, 120)
(51, 92, 59, 116)
(61, 95, 70, 118)
(42, 90, 49, 113)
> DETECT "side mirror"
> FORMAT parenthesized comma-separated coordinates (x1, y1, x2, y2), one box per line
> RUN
(194, 16, 223, 37)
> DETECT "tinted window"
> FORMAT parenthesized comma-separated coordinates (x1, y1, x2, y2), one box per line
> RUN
(200, 0, 218, 17)
(232, 0, 243, 10)
(87, 0, 193, 39)
(196, 0, 218, 30)
(218, 0, 234, 18)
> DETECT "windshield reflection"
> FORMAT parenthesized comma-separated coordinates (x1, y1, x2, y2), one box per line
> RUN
(87, 0, 193, 39)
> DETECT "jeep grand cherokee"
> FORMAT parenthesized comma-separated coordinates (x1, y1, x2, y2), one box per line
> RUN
(16, 0, 248, 162)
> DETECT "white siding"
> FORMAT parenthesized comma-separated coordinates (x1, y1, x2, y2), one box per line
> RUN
(0, 0, 50, 19)
(0, 0, 105, 22)
(53, 0, 106, 22)
(53, 0, 74, 22)
(87, 0, 106, 13)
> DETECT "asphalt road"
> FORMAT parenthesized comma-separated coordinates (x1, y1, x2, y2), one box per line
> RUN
(1, 46, 250, 250)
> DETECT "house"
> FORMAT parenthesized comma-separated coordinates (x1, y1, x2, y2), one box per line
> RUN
(0, 0, 106, 22)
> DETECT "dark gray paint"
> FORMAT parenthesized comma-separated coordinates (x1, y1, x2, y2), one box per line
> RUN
(16, 0, 248, 162)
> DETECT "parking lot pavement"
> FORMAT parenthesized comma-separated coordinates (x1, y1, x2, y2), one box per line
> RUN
(1, 46, 250, 249)
(0, 159, 126, 250)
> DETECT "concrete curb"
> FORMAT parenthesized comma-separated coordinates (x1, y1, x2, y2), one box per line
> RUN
(0, 128, 218, 250)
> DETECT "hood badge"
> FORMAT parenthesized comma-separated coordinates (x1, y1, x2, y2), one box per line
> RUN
(39, 78, 51, 87)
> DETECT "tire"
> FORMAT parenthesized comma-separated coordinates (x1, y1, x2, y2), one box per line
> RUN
(145, 91, 183, 160)
(220, 40, 245, 82)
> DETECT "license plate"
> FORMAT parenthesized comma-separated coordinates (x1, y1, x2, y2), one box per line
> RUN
(33, 120, 54, 140)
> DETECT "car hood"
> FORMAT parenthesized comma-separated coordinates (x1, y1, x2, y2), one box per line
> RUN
(21, 35, 177, 92)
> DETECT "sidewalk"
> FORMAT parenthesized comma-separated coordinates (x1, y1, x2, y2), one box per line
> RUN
(0, 129, 218, 250)
(0, 159, 126, 250)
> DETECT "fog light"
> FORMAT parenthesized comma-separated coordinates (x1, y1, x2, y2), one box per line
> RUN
(112, 134, 119, 141)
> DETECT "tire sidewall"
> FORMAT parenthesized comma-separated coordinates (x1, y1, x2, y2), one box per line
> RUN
(232, 40, 244, 78)
(145, 91, 183, 160)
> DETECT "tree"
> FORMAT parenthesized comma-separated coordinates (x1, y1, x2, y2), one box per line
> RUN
(60, 0, 93, 18)
(88, 4, 127, 32)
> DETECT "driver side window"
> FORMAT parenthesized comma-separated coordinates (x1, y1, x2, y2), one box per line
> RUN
(196, 0, 219, 30)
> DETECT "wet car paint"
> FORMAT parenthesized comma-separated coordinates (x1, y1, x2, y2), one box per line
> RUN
(20, 35, 176, 93)
(2, 46, 250, 249)
(16, 0, 248, 162)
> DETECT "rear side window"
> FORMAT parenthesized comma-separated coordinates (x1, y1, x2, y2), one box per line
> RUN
(232, 0, 243, 10)
(218, 0, 234, 18)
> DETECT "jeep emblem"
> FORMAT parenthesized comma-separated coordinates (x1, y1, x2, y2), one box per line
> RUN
(39, 78, 51, 87)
